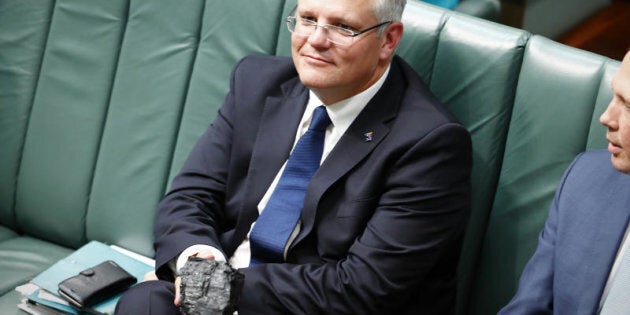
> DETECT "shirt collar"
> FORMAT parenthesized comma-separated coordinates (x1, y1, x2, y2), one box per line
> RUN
(306, 65, 391, 134)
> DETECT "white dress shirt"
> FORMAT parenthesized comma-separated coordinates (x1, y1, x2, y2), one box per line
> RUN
(598, 222, 630, 312)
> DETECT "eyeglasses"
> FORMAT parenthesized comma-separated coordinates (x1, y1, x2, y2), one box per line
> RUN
(285, 9, 392, 47)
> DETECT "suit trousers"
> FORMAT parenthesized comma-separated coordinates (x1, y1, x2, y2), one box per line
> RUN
(115, 280, 180, 315)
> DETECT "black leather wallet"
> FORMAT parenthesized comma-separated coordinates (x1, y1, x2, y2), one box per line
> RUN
(58, 260, 137, 308)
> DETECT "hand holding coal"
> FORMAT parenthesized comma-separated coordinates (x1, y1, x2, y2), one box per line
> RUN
(179, 257, 244, 315)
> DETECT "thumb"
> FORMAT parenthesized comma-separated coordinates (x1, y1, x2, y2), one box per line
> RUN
(174, 276, 182, 307)
(193, 249, 216, 260)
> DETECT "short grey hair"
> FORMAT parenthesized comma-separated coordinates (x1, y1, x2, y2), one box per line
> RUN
(372, 0, 406, 35)
(373, 0, 406, 23)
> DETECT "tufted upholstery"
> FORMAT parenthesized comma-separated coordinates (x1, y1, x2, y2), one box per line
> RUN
(0, 0, 620, 314)
(419, 0, 501, 21)
(453, 0, 501, 21)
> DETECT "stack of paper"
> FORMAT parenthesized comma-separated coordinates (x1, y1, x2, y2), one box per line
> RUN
(16, 241, 155, 315)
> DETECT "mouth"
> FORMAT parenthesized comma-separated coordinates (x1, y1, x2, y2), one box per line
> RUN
(607, 138, 622, 154)
(302, 53, 334, 66)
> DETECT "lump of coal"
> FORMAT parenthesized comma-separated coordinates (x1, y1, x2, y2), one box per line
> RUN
(179, 257, 244, 315)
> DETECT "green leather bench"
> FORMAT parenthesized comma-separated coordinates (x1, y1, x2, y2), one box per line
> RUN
(0, 0, 620, 314)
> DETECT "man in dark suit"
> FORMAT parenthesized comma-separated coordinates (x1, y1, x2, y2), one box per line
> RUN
(499, 51, 630, 314)
(116, 0, 472, 313)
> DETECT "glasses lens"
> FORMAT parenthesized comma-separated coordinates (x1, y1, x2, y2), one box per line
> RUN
(326, 27, 353, 46)
(286, 17, 353, 46)
(286, 17, 307, 36)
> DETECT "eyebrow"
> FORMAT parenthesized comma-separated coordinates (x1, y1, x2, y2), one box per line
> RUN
(296, 7, 362, 26)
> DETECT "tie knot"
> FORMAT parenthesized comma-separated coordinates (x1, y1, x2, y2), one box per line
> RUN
(309, 106, 331, 132)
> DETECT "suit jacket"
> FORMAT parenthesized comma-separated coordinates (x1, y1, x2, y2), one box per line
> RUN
(499, 150, 630, 314)
(153, 55, 472, 314)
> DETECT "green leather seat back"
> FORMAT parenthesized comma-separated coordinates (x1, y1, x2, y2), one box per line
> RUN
(398, 3, 445, 83)
(169, 0, 288, 184)
(0, 4, 79, 296)
(86, 0, 206, 257)
(0, 0, 54, 230)
(397, 4, 532, 312)
(274, 0, 296, 57)
(426, 12, 530, 314)
(469, 36, 616, 314)
(15, 0, 129, 249)
(0, 3, 78, 293)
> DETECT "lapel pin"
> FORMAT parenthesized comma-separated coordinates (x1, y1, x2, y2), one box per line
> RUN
(363, 131, 374, 142)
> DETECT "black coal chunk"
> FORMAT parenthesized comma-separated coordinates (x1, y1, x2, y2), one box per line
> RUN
(179, 257, 244, 315)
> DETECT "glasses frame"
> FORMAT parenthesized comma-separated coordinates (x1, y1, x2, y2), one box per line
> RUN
(285, 7, 392, 47)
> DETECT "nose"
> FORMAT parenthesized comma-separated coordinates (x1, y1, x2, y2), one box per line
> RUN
(600, 100, 618, 130)
(308, 25, 331, 47)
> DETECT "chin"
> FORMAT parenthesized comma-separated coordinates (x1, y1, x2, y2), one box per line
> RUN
(611, 156, 630, 174)
(298, 71, 334, 90)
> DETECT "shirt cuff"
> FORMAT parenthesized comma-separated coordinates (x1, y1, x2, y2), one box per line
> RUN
(174, 244, 227, 274)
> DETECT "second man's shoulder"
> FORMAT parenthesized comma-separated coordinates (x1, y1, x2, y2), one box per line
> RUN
(561, 150, 626, 188)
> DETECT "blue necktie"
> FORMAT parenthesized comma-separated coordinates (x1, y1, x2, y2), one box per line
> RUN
(249, 106, 331, 265)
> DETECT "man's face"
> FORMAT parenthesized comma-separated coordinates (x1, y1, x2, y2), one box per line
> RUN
(600, 52, 630, 173)
(291, 0, 400, 104)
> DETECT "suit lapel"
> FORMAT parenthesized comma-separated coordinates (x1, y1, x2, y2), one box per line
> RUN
(574, 175, 630, 312)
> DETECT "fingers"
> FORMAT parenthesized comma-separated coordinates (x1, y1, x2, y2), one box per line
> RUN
(174, 276, 181, 307)
(192, 249, 216, 260)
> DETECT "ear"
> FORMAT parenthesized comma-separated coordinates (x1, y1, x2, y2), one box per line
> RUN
(379, 22, 404, 61)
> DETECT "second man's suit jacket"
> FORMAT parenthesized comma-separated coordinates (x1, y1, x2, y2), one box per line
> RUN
(500, 150, 630, 314)
(153, 55, 472, 314)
